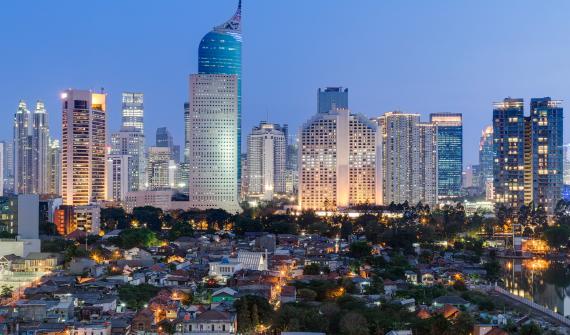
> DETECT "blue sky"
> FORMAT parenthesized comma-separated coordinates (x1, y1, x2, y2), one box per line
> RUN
(1, 0, 570, 165)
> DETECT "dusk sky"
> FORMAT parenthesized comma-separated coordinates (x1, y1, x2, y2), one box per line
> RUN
(1, 0, 570, 165)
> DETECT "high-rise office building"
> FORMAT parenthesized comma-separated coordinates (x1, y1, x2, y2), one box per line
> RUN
(47, 139, 61, 196)
(121, 92, 144, 132)
(111, 128, 146, 192)
(106, 154, 130, 202)
(246, 122, 287, 200)
(32, 101, 50, 194)
(147, 147, 172, 191)
(564, 144, 570, 185)
(300, 108, 378, 210)
(14, 100, 34, 194)
(493, 97, 563, 216)
(2, 141, 14, 194)
(156, 127, 173, 148)
(199, 0, 242, 182)
(188, 74, 240, 213)
(317, 87, 349, 114)
(528, 98, 563, 215)
(479, 125, 494, 189)
(493, 98, 525, 210)
(375, 112, 438, 207)
(156, 127, 180, 163)
(430, 113, 463, 200)
(61, 90, 107, 205)
(184, 102, 191, 163)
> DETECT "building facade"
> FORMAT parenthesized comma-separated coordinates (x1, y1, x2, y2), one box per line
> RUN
(47, 139, 61, 196)
(299, 108, 378, 210)
(198, 0, 242, 183)
(121, 92, 144, 132)
(479, 125, 494, 190)
(61, 90, 107, 205)
(106, 154, 130, 202)
(187, 74, 240, 213)
(246, 122, 287, 200)
(111, 128, 146, 192)
(32, 101, 50, 194)
(375, 112, 438, 207)
(147, 147, 172, 191)
(493, 97, 563, 217)
(318, 87, 349, 114)
(430, 113, 463, 200)
(14, 100, 34, 194)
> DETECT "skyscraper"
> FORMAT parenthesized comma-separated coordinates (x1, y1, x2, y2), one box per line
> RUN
(106, 154, 130, 202)
(430, 113, 463, 200)
(246, 122, 287, 200)
(375, 112, 438, 207)
(32, 101, 50, 194)
(478, 125, 494, 189)
(188, 74, 240, 213)
(147, 147, 172, 190)
(528, 97, 563, 215)
(300, 108, 378, 210)
(156, 127, 173, 148)
(184, 102, 191, 163)
(61, 90, 107, 205)
(318, 87, 349, 114)
(199, 0, 242, 181)
(13, 100, 34, 194)
(493, 98, 525, 210)
(121, 92, 144, 132)
(564, 144, 570, 185)
(2, 141, 14, 194)
(111, 128, 146, 192)
(48, 139, 61, 196)
(493, 97, 563, 216)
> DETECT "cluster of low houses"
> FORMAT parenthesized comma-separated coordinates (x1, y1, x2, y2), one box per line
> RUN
(0, 232, 541, 334)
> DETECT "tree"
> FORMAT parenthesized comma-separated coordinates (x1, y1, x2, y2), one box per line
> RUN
(543, 225, 570, 249)
(101, 207, 129, 230)
(118, 284, 160, 309)
(520, 322, 542, 335)
(339, 312, 369, 335)
(0, 285, 13, 298)
(303, 263, 322, 275)
(117, 228, 159, 249)
(168, 221, 194, 240)
(349, 241, 372, 259)
(450, 312, 474, 335)
(132, 206, 163, 231)
(297, 288, 317, 301)
(484, 260, 501, 282)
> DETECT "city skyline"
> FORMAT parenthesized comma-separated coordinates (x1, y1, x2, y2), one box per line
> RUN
(3, 1, 570, 166)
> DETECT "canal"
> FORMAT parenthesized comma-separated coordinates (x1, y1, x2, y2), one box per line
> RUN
(501, 258, 570, 316)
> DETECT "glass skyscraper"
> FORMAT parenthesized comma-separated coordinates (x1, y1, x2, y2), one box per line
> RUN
(318, 87, 348, 114)
(478, 125, 494, 188)
(492, 97, 563, 217)
(430, 113, 463, 200)
(198, 0, 242, 179)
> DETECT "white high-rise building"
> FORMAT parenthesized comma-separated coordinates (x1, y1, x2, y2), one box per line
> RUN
(121, 92, 144, 132)
(375, 112, 438, 207)
(188, 74, 240, 213)
(299, 108, 378, 210)
(106, 154, 130, 202)
(246, 122, 286, 201)
(14, 100, 33, 194)
(47, 139, 61, 196)
(32, 101, 50, 194)
(111, 128, 146, 192)
(2, 141, 14, 194)
(61, 90, 107, 205)
(147, 147, 171, 190)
